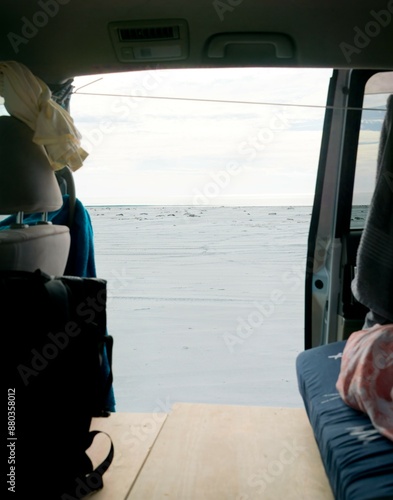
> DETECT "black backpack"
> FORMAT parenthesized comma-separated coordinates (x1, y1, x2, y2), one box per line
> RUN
(4, 269, 114, 499)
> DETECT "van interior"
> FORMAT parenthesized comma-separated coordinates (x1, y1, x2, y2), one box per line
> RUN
(1, 1, 392, 499)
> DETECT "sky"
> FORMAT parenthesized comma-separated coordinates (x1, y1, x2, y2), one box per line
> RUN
(1, 67, 389, 206)
(69, 67, 334, 206)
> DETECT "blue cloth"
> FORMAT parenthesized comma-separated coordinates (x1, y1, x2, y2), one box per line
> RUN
(296, 342, 393, 500)
(0, 195, 116, 412)
(54, 195, 97, 278)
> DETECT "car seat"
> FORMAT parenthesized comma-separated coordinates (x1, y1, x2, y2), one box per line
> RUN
(0, 115, 71, 275)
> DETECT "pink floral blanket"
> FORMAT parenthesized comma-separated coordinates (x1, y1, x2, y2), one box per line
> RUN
(336, 323, 393, 441)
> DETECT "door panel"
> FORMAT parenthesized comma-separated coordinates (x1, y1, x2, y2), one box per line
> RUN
(305, 69, 382, 349)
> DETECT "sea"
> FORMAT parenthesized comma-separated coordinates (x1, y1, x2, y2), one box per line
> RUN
(87, 205, 367, 412)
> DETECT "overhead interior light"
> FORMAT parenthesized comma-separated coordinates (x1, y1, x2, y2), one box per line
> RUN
(108, 19, 189, 62)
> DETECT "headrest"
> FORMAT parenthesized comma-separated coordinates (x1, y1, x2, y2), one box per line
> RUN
(0, 115, 63, 214)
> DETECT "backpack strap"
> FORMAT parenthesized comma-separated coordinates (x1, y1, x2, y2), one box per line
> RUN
(88, 430, 115, 477)
(80, 430, 115, 496)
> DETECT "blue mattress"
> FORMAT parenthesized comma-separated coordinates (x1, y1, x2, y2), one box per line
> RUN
(296, 341, 393, 500)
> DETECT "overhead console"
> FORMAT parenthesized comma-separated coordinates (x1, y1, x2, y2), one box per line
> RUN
(109, 20, 296, 67)
(108, 19, 189, 62)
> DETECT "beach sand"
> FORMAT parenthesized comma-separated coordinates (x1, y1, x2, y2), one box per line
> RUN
(89, 205, 314, 412)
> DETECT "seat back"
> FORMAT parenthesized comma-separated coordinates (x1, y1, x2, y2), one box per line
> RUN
(0, 115, 71, 275)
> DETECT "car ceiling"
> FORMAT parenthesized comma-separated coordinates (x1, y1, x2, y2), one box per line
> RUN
(0, 0, 392, 84)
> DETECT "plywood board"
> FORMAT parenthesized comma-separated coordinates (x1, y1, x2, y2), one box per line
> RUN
(88, 412, 167, 499)
(127, 403, 333, 500)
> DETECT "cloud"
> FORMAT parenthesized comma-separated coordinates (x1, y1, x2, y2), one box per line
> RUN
(70, 67, 334, 205)
(2, 67, 388, 207)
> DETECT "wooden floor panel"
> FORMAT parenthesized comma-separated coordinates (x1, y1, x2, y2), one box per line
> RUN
(126, 403, 333, 500)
